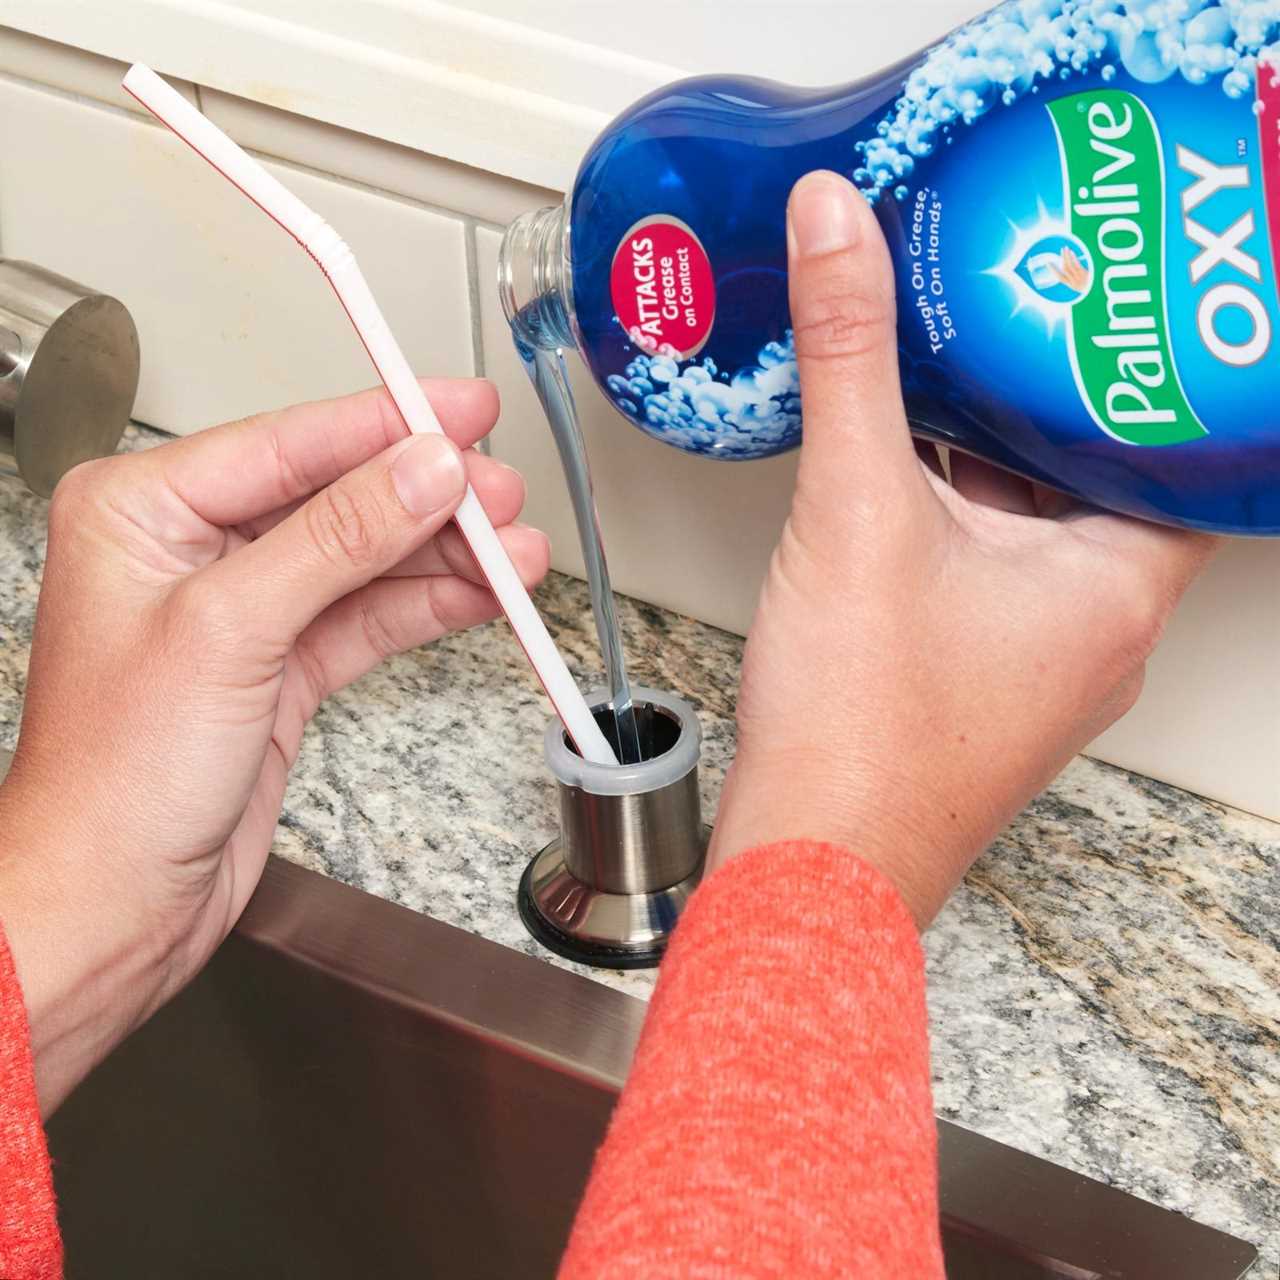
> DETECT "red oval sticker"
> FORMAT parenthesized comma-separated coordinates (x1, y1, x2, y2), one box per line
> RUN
(610, 216, 716, 361)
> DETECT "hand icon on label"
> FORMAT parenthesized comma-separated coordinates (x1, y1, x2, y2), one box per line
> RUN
(1054, 247, 1091, 295)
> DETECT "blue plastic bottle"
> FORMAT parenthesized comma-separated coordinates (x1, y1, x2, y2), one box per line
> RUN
(499, 0, 1280, 535)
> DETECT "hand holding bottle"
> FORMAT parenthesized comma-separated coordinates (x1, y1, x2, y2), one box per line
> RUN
(709, 172, 1218, 927)
(506, 0, 1280, 532)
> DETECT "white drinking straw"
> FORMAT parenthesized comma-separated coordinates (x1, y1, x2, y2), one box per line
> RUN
(122, 64, 616, 766)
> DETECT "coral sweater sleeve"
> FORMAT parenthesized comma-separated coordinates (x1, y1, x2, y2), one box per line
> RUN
(0, 925, 62, 1280)
(559, 840, 945, 1279)
(0, 840, 940, 1280)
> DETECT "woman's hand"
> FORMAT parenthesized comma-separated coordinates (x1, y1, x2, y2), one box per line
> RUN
(710, 172, 1217, 926)
(0, 379, 548, 1110)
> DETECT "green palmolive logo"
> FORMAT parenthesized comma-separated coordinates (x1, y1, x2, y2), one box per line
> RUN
(1048, 90, 1207, 447)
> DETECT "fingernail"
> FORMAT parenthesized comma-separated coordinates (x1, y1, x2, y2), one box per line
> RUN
(788, 171, 862, 258)
(511, 522, 550, 550)
(391, 435, 465, 516)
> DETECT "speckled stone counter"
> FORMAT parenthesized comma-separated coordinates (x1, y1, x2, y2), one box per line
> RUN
(0, 438, 1275, 1272)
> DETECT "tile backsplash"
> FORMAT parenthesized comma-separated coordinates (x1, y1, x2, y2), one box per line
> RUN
(0, 30, 1275, 818)
(0, 73, 473, 432)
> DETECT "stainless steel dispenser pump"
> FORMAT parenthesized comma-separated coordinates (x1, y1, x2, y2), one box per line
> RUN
(519, 687, 710, 968)
(0, 260, 139, 496)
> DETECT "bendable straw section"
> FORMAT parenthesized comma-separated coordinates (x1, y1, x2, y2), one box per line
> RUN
(121, 64, 616, 766)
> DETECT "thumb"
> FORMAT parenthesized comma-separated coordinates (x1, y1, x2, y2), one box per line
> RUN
(186, 433, 467, 655)
(787, 171, 925, 525)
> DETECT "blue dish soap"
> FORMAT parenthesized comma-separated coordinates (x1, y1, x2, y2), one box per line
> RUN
(500, 0, 1280, 536)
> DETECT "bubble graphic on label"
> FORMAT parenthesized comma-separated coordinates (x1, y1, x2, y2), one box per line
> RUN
(605, 333, 802, 458)
(1014, 234, 1094, 304)
(853, 0, 1280, 203)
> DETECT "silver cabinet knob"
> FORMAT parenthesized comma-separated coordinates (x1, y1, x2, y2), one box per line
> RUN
(0, 260, 139, 498)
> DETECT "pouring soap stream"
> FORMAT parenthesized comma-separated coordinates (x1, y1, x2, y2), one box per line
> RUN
(514, 338, 643, 765)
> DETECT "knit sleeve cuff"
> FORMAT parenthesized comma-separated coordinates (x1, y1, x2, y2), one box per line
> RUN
(560, 839, 944, 1280)
(0, 920, 63, 1280)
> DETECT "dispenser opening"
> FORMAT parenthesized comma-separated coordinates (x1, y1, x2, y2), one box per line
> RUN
(565, 700, 681, 764)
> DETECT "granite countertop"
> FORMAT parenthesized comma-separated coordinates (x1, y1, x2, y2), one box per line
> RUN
(0, 438, 1276, 1273)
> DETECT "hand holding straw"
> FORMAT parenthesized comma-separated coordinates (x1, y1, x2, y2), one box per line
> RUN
(121, 64, 616, 766)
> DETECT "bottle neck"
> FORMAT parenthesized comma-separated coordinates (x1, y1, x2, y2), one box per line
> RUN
(498, 200, 578, 352)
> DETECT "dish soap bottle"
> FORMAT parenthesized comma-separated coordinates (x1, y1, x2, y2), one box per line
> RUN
(500, 0, 1280, 535)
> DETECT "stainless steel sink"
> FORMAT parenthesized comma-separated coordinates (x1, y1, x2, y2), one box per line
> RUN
(39, 854, 1256, 1279)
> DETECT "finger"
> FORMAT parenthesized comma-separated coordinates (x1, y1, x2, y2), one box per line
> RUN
(236, 448, 527, 552)
(1032, 483, 1079, 521)
(185, 434, 467, 654)
(292, 529, 551, 705)
(387, 520, 543, 584)
(152, 378, 499, 526)
(914, 440, 946, 481)
(1068, 510, 1221, 600)
(786, 170, 926, 520)
(219, 754, 291, 926)
(949, 451, 1038, 516)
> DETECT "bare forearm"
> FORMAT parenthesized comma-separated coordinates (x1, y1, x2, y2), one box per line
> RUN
(0, 782, 167, 1114)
